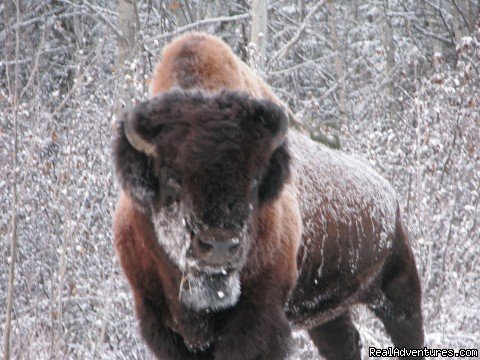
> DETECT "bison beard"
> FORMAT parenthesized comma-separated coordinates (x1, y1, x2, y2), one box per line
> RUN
(112, 32, 424, 360)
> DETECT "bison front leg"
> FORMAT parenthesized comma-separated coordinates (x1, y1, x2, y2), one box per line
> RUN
(214, 267, 296, 360)
(308, 312, 361, 360)
(214, 300, 292, 360)
(137, 298, 212, 360)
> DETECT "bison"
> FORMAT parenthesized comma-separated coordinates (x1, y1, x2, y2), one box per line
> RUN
(113, 32, 424, 360)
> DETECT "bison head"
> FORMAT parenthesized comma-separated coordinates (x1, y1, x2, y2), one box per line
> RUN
(113, 90, 290, 310)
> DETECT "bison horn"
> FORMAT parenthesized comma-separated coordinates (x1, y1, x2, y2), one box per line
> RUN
(123, 109, 157, 157)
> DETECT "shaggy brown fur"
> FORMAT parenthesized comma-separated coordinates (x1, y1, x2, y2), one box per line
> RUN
(151, 32, 287, 108)
(113, 32, 424, 360)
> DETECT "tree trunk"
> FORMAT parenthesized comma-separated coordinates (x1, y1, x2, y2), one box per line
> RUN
(382, 0, 396, 120)
(327, 0, 346, 117)
(204, 0, 221, 33)
(170, 0, 189, 28)
(250, 0, 268, 69)
(3, 1, 21, 359)
(297, 0, 305, 21)
(420, 0, 443, 65)
(451, 0, 464, 43)
(118, 0, 137, 108)
(3, 0, 17, 98)
(467, 0, 475, 31)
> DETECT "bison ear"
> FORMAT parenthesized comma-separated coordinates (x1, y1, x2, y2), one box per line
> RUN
(258, 141, 290, 204)
(112, 111, 159, 209)
(246, 99, 290, 204)
(251, 100, 289, 151)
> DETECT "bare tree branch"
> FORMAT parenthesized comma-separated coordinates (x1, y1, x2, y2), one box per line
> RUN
(83, 0, 127, 43)
(57, 0, 127, 43)
(146, 13, 250, 43)
(451, 0, 473, 33)
(268, 53, 336, 75)
(19, 21, 49, 101)
(267, 0, 326, 69)
(51, 42, 105, 118)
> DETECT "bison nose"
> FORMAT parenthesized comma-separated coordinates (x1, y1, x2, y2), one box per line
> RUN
(192, 229, 240, 266)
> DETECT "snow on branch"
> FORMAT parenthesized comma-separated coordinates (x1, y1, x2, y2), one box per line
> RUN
(267, 0, 326, 69)
(146, 13, 250, 43)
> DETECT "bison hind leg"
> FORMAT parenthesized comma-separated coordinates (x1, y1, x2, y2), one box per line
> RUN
(368, 231, 425, 359)
(308, 312, 361, 360)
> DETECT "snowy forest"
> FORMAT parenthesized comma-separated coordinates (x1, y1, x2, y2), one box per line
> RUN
(1, 0, 479, 359)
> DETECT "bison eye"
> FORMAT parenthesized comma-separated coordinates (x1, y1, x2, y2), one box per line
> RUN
(167, 177, 181, 192)
(160, 177, 181, 207)
(183, 218, 198, 238)
(250, 179, 259, 190)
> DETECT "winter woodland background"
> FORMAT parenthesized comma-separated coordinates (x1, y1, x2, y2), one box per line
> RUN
(1, 0, 479, 359)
